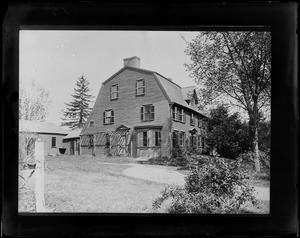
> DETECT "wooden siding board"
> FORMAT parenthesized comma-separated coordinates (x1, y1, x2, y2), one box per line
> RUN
(81, 67, 208, 157)
(82, 68, 170, 134)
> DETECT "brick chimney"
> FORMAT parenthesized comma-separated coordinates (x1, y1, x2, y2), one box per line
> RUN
(123, 56, 140, 68)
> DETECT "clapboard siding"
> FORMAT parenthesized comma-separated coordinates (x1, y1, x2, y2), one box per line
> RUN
(83, 68, 169, 134)
(80, 64, 209, 158)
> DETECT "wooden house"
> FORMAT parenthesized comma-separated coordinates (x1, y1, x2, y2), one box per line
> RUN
(62, 129, 81, 155)
(19, 120, 69, 156)
(80, 56, 209, 158)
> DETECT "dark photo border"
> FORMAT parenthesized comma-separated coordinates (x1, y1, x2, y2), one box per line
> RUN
(2, 1, 298, 236)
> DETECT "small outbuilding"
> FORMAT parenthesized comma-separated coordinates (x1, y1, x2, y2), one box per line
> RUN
(19, 120, 69, 156)
(62, 129, 81, 155)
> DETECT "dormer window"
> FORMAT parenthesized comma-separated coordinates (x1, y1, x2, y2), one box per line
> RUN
(136, 79, 145, 96)
(110, 84, 119, 100)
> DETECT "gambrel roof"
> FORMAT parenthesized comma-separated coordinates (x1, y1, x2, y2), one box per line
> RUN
(19, 120, 69, 135)
(102, 66, 207, 117)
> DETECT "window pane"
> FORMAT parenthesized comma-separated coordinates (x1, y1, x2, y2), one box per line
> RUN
(52, 137, 56, 147)
(143, 131, 148, 146)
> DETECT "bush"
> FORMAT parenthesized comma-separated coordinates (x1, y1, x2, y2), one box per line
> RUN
(153, 158, 258, 213)
(238, 150, 270, 173)
(19, 133, 37, 169)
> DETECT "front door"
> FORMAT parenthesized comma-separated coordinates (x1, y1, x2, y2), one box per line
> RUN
(70, 141, 75, 155)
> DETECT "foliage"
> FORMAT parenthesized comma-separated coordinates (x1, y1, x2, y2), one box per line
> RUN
(239, 150, 270, 172)
(207, 105, 251, 159)
(183, 31, 271, 172)
(61, 75, 94, 130)
(153, 158, 258, 213)
(19, 79, 52, 121)
(258, 120, 271, 152)
(19, 133, 37, 169)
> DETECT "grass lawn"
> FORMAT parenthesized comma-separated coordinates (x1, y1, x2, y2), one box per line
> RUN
(18, 154, 270, 214)
(19, 155, 168, 213)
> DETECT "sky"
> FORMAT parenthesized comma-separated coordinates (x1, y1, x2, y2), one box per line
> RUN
(20, 31, 200, 127)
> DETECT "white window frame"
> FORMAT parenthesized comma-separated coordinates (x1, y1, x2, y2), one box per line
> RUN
(110, 84, 118, 100)
(190, 113, 195, 126)
(136, 79, 145, 96)
(141, 104, 154, 121)
(137, 130, 150, 147)
(103, 110, 114, 125)
(154, 130, 162, 147)
(179, 131, 185, 146)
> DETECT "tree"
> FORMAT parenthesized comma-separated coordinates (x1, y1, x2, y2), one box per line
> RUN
(184, 31, 271, 172)
(19, 79, 52, 121)
(61, 75, 94, 130)
(207, 105, 251, 159)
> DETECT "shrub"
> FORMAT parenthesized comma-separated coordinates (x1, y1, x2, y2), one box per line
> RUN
(239, 150, 270, 171)
(19, 133, 37, 169)
(153, 158, 258, 213)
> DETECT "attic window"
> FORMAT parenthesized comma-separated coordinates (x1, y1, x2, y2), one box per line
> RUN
(89, 120, 94, 127)
(136, 79, 145, 96)
(110, 84, 119, 100)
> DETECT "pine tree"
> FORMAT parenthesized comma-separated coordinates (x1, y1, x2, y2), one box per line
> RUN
(61, 76, 94, 129)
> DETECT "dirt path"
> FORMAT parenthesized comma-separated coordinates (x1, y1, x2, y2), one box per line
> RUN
(123, 163, 270, 202)
(123, 164, 186, 186)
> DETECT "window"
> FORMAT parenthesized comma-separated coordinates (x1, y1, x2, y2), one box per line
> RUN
(89, 120, 94, 127)
(179, 131, 185, 146)
(172, 107, 178, 120)
(141, 105, 154, 121)
(51, 137, 56, 147)
(138, 131, 149, 147)
(103, 110, 114, 125)
(198, 117, 202, 128)
(198, 135, 201, 148)
(110, 84, 119, 100)
(155, 131, 161, 147)
(172, 130, 179, 147)
(173, 106, 185, 123)
(190, 113, 195, 126)
(190, 135, 196, 147)
(136, 79, 145, 96)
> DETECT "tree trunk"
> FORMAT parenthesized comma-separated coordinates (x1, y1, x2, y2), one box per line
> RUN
(253, 126, 261, 172)
(248, 106, 261, 173)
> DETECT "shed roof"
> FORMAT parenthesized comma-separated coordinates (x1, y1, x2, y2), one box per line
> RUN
(63, 129, 82, 140)
(19, 120, 69, 135)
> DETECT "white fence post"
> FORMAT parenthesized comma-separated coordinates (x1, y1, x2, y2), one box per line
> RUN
(35, 139, 45, 212)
